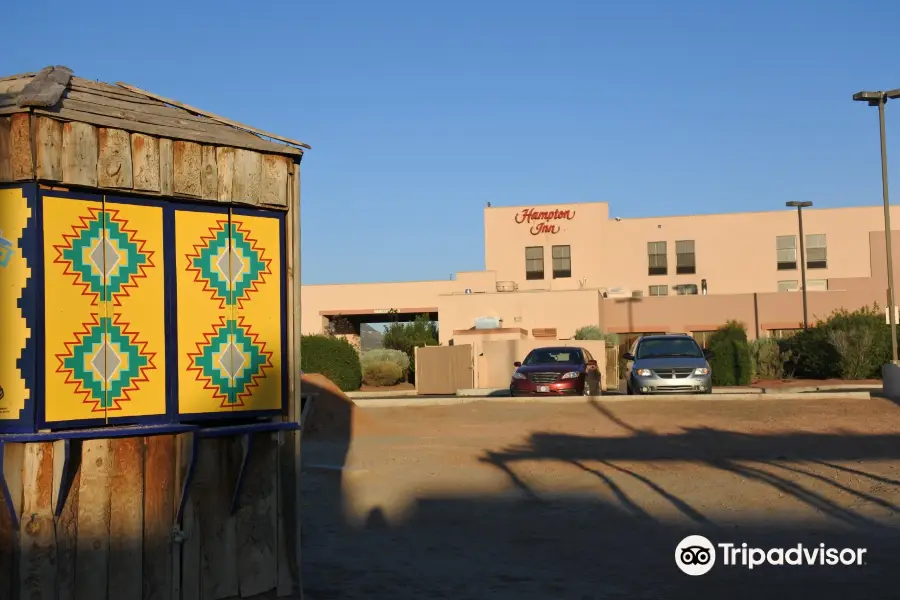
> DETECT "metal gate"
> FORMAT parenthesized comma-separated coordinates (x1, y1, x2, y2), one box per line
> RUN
(415, 345, 474, 395)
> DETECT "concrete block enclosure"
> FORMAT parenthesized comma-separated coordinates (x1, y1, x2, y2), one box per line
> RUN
(0, 66, 306, 599)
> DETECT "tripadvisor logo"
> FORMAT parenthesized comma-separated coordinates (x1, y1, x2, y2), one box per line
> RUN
(675, 535, 867, 575)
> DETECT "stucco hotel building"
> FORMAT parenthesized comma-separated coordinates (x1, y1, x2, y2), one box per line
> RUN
(302, 200, 900, 350)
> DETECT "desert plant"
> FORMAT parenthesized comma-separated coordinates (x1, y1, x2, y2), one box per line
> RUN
(748, 338, 785, 381)
(300, 334, 363, 391)
(827, 328, 876, 380)
(362, 361, 404, 387)
(574, 325, 604, 340)
(780, 305, 890, 380)
(382, 313, 439, 375)
(574, 326, 620, 346)
(360, 348, 411, 377)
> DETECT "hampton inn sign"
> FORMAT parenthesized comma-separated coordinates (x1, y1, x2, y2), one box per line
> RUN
(514, 208, 576, 235)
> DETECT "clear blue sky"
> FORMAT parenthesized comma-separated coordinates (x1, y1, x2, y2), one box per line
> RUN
(2, 0, 899, 285)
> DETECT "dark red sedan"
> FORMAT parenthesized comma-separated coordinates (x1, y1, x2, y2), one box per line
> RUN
(509, 346, 600, 397)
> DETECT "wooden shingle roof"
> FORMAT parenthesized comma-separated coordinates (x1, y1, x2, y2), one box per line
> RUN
(0, 66, 307, 157)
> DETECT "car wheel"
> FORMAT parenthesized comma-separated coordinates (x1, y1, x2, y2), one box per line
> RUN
(705, 387, 713, 395)
(509, 387, 516, 397)
(626, 381, 634, 395)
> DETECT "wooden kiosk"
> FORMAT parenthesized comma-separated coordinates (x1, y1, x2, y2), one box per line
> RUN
(0, 66, 307, 599)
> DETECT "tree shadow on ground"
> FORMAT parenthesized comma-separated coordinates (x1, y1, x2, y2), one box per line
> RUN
(302, 397, 900, 600)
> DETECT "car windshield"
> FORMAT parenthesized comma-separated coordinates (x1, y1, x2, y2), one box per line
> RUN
(523, 349, 583, 365)
(636, 338, 704, 359)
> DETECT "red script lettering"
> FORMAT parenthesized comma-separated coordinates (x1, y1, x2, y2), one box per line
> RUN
(514, 208, 576, 235)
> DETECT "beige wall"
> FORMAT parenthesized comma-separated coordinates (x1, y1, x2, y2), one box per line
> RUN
(438, 288, 602, 342)
(483, 201, 900, 297)
(301, 200, 900, 345)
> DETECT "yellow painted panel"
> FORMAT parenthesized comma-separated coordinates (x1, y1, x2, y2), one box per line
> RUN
(175, 209, 232, 414)
(104, 201, 166, 418)
(232, 214, 282, 413)
(0, 187, 32, 421)
(43, 195, 107, 423)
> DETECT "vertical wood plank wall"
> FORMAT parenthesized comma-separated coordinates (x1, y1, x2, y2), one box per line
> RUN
(0, 436, 298, 600)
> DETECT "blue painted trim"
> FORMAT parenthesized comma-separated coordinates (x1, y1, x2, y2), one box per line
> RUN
(177, 409, 281, 424)
(0, 423, 197, 443)
(196, 420, 300, 438)
(0, 183, 38, 433)
(162, 204, 179, 423)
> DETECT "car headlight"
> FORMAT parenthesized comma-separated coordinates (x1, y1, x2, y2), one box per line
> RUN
(693, 367, 709, 375)
(636, 369, 652, 377)
(512, 372, 526, 380)
(560, 371, 579, 380)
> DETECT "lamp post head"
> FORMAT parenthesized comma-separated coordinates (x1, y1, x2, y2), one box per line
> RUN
(854, 90, 900, 106)
(786, 201, 813, 208)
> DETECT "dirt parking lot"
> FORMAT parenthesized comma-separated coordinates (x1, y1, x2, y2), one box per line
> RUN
(301, 396, 900, 599)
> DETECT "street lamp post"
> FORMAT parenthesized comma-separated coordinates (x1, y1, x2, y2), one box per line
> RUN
(854, 88, 900, 364)
(786, 201, 812, 329)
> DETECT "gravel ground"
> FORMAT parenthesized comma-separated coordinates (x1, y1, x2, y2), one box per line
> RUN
(301, 396, 900, 599)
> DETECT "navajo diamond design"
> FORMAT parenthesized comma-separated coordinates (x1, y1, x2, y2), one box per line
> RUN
(57, 316, 155, 411)
(56, 208, 153, 304)
(186, 221, 270, 308)
(188, 317, 272, 407)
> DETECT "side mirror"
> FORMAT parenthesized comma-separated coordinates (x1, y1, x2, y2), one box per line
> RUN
(586, 360, 598, 367)
(513, 361, 522, 367)
(704, 350, 715, 359)
(622, 352, 634, 361)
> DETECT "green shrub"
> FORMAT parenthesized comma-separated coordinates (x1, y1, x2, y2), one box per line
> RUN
(575, 325, 603, 340)
(780, 305, 890, 380)
(749, 338, 785, 381)
(574, 326, 620, 346)
(300, 334, 362, 391)
(362, 361, 404, 387)
(360, 348, 410, 377)
(382, 314, 439, 375)
(708, 321, 752, 386)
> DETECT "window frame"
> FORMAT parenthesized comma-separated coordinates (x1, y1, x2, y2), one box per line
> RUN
(525, 246, 545, 280)
(806, 234, 827, 269)
(648, 241, 667, 276)
(649, 284, 668, 297)
(551, 244, 572, 279)
(675, 240, 696, 275)
(776, 235, 797, 270)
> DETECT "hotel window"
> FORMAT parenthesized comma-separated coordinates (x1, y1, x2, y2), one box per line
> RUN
(675, 240, 696, 274)
(552, 245, 572, 278)
(525, 246, 544, 280)
(776, 235, 797, 270)
(692, 330, 716, 349)
(675, 284, 698, 295)
(806, 234, 827, 269)
(806, 279, 828, 291)
(649, 285, 668, 296)
(778, 280, 799, 293)
(648, 241, 667, 275)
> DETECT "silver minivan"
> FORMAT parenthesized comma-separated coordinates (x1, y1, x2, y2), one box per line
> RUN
(623, 334, 714, 395)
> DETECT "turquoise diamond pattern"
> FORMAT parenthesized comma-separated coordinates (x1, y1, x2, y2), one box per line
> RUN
(193, 319, 269, 404)
(62, 211, 149, 302)
(191, 222, 268, 306)
(62, 317, 149, 409)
